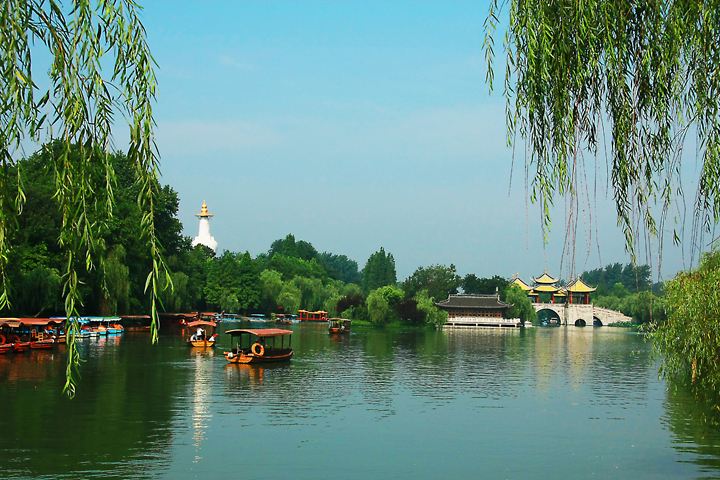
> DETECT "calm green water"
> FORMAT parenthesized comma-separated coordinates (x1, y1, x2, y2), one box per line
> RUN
(1, 324, 719, 479)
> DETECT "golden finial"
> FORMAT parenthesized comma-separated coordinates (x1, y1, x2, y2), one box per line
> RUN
(195, 200, 214, 218)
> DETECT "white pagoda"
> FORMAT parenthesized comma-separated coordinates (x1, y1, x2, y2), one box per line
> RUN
(191, 200, 217, 252)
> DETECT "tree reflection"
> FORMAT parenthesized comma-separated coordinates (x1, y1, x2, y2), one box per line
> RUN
(663, 383, 720, 475)
(0, 333, 189, 478)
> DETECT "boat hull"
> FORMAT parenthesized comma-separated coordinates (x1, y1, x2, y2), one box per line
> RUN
(188, 339, 216, 348)
(30, 340, 56, 350)
(224, 350, 293, 364)
(12, 342, 30, 352)
(0, 344, 12, 354)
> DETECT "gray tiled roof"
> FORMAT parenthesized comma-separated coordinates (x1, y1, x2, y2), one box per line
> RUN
(435, 294, 510, 310)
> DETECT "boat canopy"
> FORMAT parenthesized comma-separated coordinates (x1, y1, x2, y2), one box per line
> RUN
(225, 328, 292, 338)
(79, 316, 122, 323)
(186, 320, 217, 328)
(1, 318, 64, 328)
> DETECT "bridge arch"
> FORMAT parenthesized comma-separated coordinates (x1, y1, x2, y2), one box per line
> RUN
(537, 308, 562, 327)
(574, 319, 587, 327)
(593, 316, 603, 327)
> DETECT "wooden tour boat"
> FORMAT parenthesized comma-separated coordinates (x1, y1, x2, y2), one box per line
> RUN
(186, 320, 218, 348)
(297, 309, 328, 322)
(224, 329, 293, 364)
(1, 318, 63, 353)
(328, 318, 351, 335)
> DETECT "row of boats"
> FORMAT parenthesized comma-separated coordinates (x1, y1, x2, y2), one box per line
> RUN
(0, 316, 125, 355)
(184, 318, 352, 364)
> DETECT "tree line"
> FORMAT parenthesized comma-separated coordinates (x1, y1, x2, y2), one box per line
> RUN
(5, 144, 669, 329)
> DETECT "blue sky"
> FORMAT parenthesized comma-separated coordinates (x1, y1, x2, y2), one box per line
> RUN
(137, 0, 691, 281)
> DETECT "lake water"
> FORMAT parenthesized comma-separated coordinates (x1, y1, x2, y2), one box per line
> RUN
(1, 324, 719, 479)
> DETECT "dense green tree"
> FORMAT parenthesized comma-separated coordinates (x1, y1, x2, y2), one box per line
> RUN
(317, 252, 361, 284)
(1, 2, 163, 394)
(403, 264, 460, 301)
(415, 290, 448, 327)
(366, 285, 404, 325)
(336, 292, 365, 316)
(362, 247, 397, 292)
(204, 252, 260, 313)
(159, 271, 191, 313)
(277, 282, 302, 314)
(99, 246, 131, 316)
(291, 276, 326, 311)
(653, 251, 720, 401)
(259, 269, 284, 309)
(395, 298, 424, 324)
(269, 234, 318, 260)
(461, 274, 509, 296)
(504, 285, 537, 325)
(581, 263, 652, 295)
(1, 147, 187, 319)
(165, 244, 213, 311)
(268, 253, 326, 280)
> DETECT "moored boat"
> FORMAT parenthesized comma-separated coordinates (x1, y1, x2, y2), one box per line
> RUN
(273, 314, 292, 325)
(29, 338, 56, 350)
(297, 309, 328, 322)
(224, 329, 293, 364)
(12, 339, 30, 352)
(0, 343, 12, 354)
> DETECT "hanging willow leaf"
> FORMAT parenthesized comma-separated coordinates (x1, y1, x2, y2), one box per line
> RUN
(0, 0, 168, 396)
(484, 0, 720, 262)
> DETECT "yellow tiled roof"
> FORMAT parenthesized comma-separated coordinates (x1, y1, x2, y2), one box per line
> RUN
(533, 272, 559, 284)
(566, 278, 596, 293)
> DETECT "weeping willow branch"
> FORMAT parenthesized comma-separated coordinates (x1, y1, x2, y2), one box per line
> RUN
(484, 0, 720, 262)
(0, 0, 168, 396)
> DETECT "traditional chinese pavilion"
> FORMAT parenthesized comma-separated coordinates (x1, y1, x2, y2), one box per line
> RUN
(436, 293, 521, 328)
(511, 273, 595, 305)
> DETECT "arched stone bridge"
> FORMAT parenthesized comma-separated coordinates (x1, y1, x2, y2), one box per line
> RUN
(532, 303, 632, 326)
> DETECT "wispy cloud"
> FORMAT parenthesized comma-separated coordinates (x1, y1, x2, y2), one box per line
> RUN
(217, 54, 256, 72)
(157, 120, 280, 157)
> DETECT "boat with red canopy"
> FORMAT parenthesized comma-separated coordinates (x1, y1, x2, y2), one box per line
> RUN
(224, 328, 293, 364)
(185, 320, 218, 348)
(0, 318, 62, 352)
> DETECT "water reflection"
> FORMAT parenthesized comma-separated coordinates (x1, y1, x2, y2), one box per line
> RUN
(190, 350, 215, 462)
(0, 325, 718, 479)
(663, 384, 720, 476)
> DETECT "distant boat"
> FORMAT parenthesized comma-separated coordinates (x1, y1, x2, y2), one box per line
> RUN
(224, 329, 293, 364)
(297, 310, 328, 322)
(328, 318, 351, 335)
(185, 320, 218, 348)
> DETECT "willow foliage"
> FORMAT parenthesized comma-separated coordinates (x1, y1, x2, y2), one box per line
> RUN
(651, 251, 720, 398)
(484, 1, 720, 258)
(0, 0, 168, 396)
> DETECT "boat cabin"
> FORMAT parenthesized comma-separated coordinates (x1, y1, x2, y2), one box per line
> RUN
(186, 320, 217, 348)
(224, 328, 293, 364)
(328, 318, 351, 335)
(297, 310, 328, 322)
